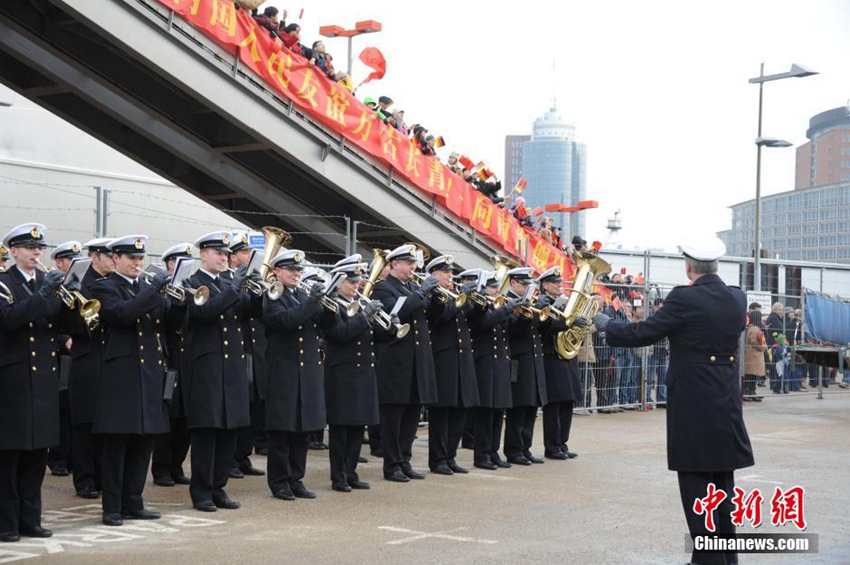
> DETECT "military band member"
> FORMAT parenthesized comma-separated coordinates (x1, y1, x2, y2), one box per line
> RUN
(151, 243, 194, 487)
(184, 232, 260, 512)
(536, 267, 588, 460)
(0, 223, 63, 542)
(371, 244, 440, 482)
(264, 249, 336, 500)
(467, 271, 516, 470)
(456, 269, 482, 451)
(62, 238, 113, 499)
(324, 258, 381, 492)
(89, 235, 171, 526)
(301, 268, 330, 452)
(227, 232, 267, 479)
(425, 255, 478, 476)
(47, 241, 83, 478)
(503, 267, 547, 465)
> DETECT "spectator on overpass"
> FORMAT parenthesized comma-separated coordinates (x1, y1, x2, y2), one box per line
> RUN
(253, 6, 283, 40)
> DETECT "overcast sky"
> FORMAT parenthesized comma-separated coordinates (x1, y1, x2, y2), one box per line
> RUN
(283, 0, 850, 251)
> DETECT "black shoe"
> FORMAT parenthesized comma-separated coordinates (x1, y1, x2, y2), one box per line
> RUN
(447, 460, 469, 474)
(291, 482, 316, 499)
(524, 453, 545, 464)
(173, 475, 191, 485)
(19, 526, 52, 538)
(193, 501, 217, 512)
(77, 486, 100, 499)
(348, 479, 371, 490)
(507, 456, 532, 466)
(563, 447, 578, 459)
(0, 531, 20, 542)
(357, 456, 368, 463)
(272, 486, 295, 501)
(50, 466, 70, 477)
(308, 442, 328, 450)
(122, 509, 161, 520)
(154, 476, 176, 487)
(491, 457, 512, 469)
(332, 482, 352, 493)
(403, 469, 426, 480)
(474, 461, 498, 470)
(228, 468, 244, 479)
(545, 451, 567, 460)
(213, 497, 240, 510)
(384, 470, 410, 483)
(239, 464, 265, 477)
(102, 512, 124, 526)
(430, 463, 453, 476)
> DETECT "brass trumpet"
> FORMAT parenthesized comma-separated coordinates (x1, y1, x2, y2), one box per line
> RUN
(140, 266, 210, 306)
(35, 260, 100, 330)
(299, 276, 358, 317)
(354, 291, 410, 338)
(411, 272, 467, 308)
(0, 280, 14, 304)
(514, 301, 551, 322)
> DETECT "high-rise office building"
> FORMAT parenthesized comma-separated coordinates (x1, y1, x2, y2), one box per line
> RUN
(504, 134, 530, 193)
(519, 107, 587, 238)
(720, 105, 850, 267)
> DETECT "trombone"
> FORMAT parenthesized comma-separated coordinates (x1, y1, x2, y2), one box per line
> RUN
(140, 265, 210, 306)
(0, 281, 13, 304)
(411, 272, 467, 308)
(35, 260, 101, 330)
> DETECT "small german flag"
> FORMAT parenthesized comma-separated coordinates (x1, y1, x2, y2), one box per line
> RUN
(478, 168, 494, 181)
(434, 136, 446, 148)
(514, 177, 528, 193)
(459, 155, 475, 171)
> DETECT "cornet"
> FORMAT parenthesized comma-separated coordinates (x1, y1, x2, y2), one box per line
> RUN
(411, 272, 467, 308)
(353, 292, 410, 338)
(35, 260, 100, 330)
(140, 266, 209, 306)
(299, 278, 357, 317)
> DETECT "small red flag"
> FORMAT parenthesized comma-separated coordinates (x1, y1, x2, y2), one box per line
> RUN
(459, 155, 475, 171)
(517, 204, 527, 217)
(298, 8, 304, 19)
(357, 47, 386, 86)
(591, 241, 603, 253)
(533, 206, 544, 216)
(620, 267, 627, 275)
(612, 295, 622, 312)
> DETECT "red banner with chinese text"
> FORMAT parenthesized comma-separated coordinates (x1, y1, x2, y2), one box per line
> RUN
(159, 0, 574, 277)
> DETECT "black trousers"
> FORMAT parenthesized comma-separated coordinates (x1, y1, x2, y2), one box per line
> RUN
(100, 434, 154, 515)
(189, 428, 238, 504)
(47, 390, 72, 471)
(0, 449, 48, 533)
(151, 417, 191, 481)
(367, 424, 382, 453)
(328, 425, 365, 484)
(678, 471, 738, 565)
(428, 406, 465, 467)
(543, 400, 574, 455)
(579, 363, 594, 408)
(234, 400, 264, 469)
(504, 405, 537, 459)
(379, 403, 420, 476)
(71, 423, 101, 493)
(267, 430, 308, 493)
(593, 360, 613, 407)
(472, 407, 502, 464)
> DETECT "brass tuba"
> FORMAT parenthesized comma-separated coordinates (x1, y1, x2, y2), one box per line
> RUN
(555, 251, 612, 360)
(244, 226, 290, 300)
(361, 248, 389, 300)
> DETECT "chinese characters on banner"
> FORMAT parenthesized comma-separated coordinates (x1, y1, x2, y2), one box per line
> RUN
(693, 484, 807, 532)
(159, 0, 574, 278)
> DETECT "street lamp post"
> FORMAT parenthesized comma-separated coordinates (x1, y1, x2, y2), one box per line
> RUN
(749, 63, 818, 292)
(319, 20, 382, 77)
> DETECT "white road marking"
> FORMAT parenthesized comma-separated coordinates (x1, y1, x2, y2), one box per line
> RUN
(378, 526, 497, 545)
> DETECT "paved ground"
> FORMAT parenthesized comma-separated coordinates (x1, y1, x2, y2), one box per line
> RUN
(6, 389, 850, 564)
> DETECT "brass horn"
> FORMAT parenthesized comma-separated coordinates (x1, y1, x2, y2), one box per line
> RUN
(361, 248, 388, 300)
(35, 260, 101, 330)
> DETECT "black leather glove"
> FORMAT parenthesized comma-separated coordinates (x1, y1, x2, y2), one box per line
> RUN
(63, 277, 82, 293)
(535, 294, 552, 308)
(592, 313, 611, 332)
(308, 282, 326, 302)
(460, 281, 477, 296)
(572, 316, 590, 329)
(417, 275, 440, 296)
(149, 271, 171, 292)
(38, 270, 65, 298)
(506, 297, 522, 311)
(390, 313, 402, 327)
(231, 264, 250, 288)
(364, 299, 383, 318)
